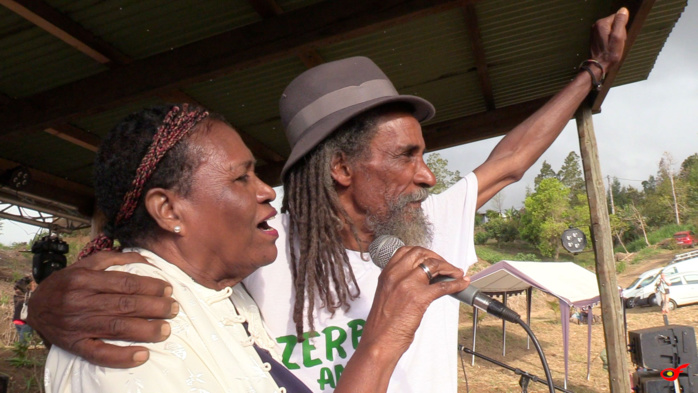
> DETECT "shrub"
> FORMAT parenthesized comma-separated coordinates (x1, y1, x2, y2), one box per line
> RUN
(474, 231, 489, 245)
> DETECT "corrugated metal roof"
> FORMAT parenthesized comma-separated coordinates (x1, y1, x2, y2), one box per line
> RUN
(48, 0, 261, 59)
(0, 0, 688, 222)
(0, 6, 105, 98)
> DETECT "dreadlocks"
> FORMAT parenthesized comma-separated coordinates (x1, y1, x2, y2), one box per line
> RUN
(282, 103, 413, 339)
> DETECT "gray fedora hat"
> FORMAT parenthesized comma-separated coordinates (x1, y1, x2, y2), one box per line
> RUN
(280, 56, 435, 177)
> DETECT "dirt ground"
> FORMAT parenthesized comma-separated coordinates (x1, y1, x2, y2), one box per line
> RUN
(457, 250, 698, 393)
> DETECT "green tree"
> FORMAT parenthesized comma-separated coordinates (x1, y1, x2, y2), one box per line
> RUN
(482, 215, 519, 247)
(609, 211, 631, 253)
(558, 151, 585, 203)
(426, 153, 462, 194)
(534, 161, 557, 189)
(679, 153, 698, 221)
(520, 178, 571, 259)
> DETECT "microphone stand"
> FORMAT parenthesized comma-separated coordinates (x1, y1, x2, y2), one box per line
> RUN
(458, 345, 573, 393)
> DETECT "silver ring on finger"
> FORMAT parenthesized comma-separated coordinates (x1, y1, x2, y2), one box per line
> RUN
(419, 263, 433, 281)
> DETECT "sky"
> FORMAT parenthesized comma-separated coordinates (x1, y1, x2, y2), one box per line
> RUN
(1, 3, 696, 246)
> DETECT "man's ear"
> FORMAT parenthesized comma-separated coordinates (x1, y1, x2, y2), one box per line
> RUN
(144, 188, 184, 234)
(330, 152, 353, 187)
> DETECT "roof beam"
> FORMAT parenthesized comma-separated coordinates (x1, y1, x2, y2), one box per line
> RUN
(423, 96, 551, 150)
(0, 0, 131, 65)
(593, 0, 655, 112)
(44, 124, 100, 152)
(0, 0, 471, 137)
(246, 0, 284, 18)
(462, 3, 495, 111)
(245, 0, 326, 68)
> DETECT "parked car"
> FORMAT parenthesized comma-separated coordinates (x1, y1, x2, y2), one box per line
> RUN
(623, 268, 662, 308)
(663, 252, 698, 275)
(673, 231, 696, 247)
(658, 272, 698, 311)
(624, 251, 698, 309)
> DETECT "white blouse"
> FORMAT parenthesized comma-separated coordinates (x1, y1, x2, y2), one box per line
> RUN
(45, 248, 287, 393)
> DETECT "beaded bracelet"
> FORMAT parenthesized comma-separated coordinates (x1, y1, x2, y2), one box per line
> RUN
(579, 59, 606, 91)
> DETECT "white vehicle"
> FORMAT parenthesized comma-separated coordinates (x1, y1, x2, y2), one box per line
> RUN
(623, 268, 662, 308)
(662, 250, 698, 275)
(659, 271, 698, 311)
(624, 251, 698, 309)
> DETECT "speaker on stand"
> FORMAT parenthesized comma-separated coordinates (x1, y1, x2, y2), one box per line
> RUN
(628, 325, 698, 393)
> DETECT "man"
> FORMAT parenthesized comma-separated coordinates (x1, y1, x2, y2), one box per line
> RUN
(28, 8, 628, 392)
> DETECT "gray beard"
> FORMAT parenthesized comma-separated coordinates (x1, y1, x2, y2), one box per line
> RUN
(367, 188, 433, 248)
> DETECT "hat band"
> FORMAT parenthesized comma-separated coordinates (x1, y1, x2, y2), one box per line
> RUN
(286, 79, 398, 143)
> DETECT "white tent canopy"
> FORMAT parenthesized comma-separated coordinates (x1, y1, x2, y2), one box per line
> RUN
(468, 261, 620, 388)
(472, 261, 603, 308)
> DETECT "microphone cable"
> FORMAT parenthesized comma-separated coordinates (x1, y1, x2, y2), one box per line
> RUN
(458, 346, 470, 393)
(516, 315, 555, 393)
(460, 315, 557, 393)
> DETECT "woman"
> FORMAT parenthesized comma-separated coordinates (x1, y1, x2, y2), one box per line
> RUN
(657, 272, 672, 314)
(45, 103, 467, 392)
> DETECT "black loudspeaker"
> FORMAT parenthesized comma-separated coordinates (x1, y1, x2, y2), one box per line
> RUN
(629, 325, 698, 369)
(629, 325, 698, 393)
(634, 371, 692, 393)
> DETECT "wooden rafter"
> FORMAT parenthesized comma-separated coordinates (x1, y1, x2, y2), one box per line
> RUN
(422, 97, 550, 150)
(246, 0, 326, 68)
(44, 124, 100, 152)
(0, 0, 131, 66)
(462, 3, 495, 111)
(0, 0, 470, 137)
(247, 0, 284, 18)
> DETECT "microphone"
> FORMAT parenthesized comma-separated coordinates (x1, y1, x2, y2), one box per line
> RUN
(369, 235, 521, 323)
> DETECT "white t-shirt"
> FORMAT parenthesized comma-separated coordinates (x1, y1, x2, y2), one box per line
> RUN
(244, 173, 478, 393)
(45, 249, 287, 393)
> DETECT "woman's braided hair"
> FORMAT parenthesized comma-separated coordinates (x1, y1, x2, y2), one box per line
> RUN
(79, 103, 212, 259)
(281, 102, 412, 339)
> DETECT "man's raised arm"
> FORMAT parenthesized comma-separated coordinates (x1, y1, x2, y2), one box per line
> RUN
(473, 8, 629, 208)
(27, 251, 178, 368)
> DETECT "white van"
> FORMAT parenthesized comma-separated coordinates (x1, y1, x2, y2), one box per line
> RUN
(623, 268, 662, 308)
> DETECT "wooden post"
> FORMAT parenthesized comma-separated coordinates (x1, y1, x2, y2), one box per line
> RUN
(575, 102, 630, 393)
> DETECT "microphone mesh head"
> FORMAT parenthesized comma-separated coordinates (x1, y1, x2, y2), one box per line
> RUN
(368, 235, 405, 269)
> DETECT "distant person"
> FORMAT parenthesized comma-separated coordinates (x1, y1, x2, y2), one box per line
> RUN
(657, 272, 672, 314)
(12, 275, 36, 344)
